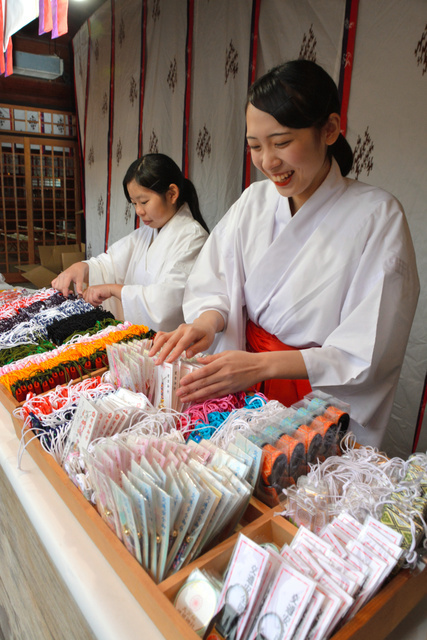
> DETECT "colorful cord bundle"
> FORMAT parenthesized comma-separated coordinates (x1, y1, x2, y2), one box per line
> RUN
(1, 322, 152, 400)
(0, 289, 121, 378)
(62, 318, 121, 343)
(0, 298, 94, 348)
(0, 288, 30, 308)
(14, 375, 116, 466)
(184, 392, 268, 442)
(46, 307, 117, 345)
(0, 312, 34, 334)
(0, 341, 57, 368)
(0, 287, 60, 318)
(15, 375, 109, 423)
(18, 291, 68, 317)
(0, 291, 71, 338)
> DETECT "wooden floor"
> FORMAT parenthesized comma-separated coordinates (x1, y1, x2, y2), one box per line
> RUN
(0, 466, 97, 640)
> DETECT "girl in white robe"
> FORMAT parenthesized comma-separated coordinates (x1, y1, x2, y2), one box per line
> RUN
(150, 61, 419, 447)
(52, 154, 209, 331)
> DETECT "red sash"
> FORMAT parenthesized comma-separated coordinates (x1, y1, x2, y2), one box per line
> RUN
(246, 320, 312, 407)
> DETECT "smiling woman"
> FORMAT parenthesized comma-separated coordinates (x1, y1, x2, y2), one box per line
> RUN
(149, 59, 419, 449)
(246, 104, 340, 214)
(51, 153, 209, 331)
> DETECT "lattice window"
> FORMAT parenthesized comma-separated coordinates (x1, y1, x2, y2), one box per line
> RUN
(0, 106, 81, 284)
(0, 105, 77, 137)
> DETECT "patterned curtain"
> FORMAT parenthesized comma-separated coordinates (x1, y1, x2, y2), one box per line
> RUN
(72, 22, 90, 162)
(345, 1, 427, 457)
(83, 2, 112, 258)
(251, 0, 348, 183)
(73, 0, 427, 457)
(187, 0, 255, 230)
(141, 0, 188, 168)
(107, 0, 144, 246)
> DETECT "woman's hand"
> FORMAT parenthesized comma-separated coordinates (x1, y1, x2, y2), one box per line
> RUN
(82, 283, 123, 307)
(51, 262, 89, 297)
(176, 348, 308, 404)
(149, 310, 225, 364)
(176, 350, 265, 403)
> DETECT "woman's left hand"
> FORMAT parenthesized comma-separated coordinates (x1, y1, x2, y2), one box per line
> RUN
(176, 350, 264, 403)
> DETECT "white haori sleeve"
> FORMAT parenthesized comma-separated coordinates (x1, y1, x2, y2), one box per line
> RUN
(86, 231, 145, 288)
(85, 230, 148, 320)
(183, 181, 280, 353)
(299, 194, 419, 444)
(120, 209, 208, 331)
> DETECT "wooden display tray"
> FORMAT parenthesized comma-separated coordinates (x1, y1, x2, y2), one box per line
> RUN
(4, 389, 427, 640)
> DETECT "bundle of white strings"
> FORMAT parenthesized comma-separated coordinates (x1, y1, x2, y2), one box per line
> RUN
(282, 434, 427, 567)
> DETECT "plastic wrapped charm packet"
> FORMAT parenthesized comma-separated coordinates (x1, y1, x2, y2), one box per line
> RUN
(246, 561, 316, 640)
(174, 568, 223, 637)
(213, 534, 271, 640)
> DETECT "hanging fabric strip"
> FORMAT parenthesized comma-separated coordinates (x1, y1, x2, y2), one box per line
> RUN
(138, 0, 147, 159)
(52, 0, 68, 39)
(243, 0, 261, 190)
(83, 19, 91, 166)
(39, 0, 53, 35)
(5, 38, 13, 76)
(0, 0, 5, 75)
(338, 0, 359, 136)
(107, 0, 143, 246)
(104, 0, 116, 250)
(72, 36, 86, 225)
(412, 372, 427, 453)
(182, 0, 194, 178)
(136, 0, 147, 231)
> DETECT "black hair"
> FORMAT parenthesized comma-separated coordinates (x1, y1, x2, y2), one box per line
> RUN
(123, 153, 209, 232)
(247, 59, 353, 176)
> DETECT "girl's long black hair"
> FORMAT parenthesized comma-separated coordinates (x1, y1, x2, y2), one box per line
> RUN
(123, 153, 209, 232)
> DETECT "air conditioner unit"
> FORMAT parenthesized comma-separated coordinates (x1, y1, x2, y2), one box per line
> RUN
(13, 51, 64, 80)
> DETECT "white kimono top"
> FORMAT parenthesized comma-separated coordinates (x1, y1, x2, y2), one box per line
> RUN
(85, 204, 208, 331)
(183, 160, 419, 446)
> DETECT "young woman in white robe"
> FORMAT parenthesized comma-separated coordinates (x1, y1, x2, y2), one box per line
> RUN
(52, 154, 209, 331)
(150, 61, 419, 447)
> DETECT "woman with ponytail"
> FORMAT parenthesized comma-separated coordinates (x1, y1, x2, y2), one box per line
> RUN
(52, 153, 208, 331)
(151, 59, 419, 447)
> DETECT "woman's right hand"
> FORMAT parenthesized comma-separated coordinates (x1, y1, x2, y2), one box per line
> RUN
(51, 262, 89, 297)
(148, 310, 224, 364)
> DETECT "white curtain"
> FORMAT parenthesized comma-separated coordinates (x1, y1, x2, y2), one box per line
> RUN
(188, 0, 254, 230)
(251, 0, 348, 183)
(257, 0, 346, 79)
(3, 0, 38, 47)
(345, 0, 427, 457)
(73, 22, 89, 153)
(141, 0, 188, 168)
(83, 1, 112, 258)
(107, 0, 144, 246)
